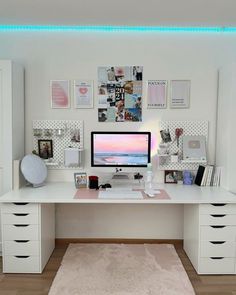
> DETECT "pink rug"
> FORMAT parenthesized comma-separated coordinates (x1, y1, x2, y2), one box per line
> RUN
(49, 244, 195, 295)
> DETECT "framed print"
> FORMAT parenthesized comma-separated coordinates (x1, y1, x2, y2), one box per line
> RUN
(170, 80, 190, 109)
(74, 172, 87, 189)
(38, 139, 53, 159)
(164, 170, 178, 184)
(51, 80, 70, 109)
(74, 80, 93, 108)
(147, 80, 167, 109)
(182, 135, 206, 162)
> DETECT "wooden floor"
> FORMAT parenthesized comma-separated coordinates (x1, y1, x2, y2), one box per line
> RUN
(0, 243, 236, 295)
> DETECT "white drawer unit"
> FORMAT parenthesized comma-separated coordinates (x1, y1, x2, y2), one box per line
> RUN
(1, 203, 55, 273)
(184, 203, 236, 274)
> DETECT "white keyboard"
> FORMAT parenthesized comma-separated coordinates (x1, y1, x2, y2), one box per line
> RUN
(98, 190, 143, 199)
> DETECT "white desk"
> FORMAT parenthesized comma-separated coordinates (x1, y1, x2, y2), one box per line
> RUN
(0, 182, 236, 274)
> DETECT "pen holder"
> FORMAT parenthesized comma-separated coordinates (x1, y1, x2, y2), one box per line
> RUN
(89, 176, 99, 189)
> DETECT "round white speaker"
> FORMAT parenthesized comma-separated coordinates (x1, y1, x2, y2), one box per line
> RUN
(21, 154, 47, 187)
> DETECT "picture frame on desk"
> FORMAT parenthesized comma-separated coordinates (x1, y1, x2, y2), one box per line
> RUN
(38, 139, 53, 159)
(164, 170, 178, 184)
(74, 172, 87, 189)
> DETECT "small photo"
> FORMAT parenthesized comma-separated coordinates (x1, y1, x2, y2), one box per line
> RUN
(71, 129, 80, 143)
(38, 139, 53, 159)
(124, 108, 142, 122)
(98, 108, 107, 122)
(132, 66, 143, 81)
(74, 172, 87, 189)
(164, 170, 178, 184)
(160, 129, 172, 143)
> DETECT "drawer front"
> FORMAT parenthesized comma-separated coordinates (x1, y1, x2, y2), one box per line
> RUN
(200, 214, 236, 225)
(200, 226, 236, 241)
(3, 224, 39, 241)
(199, 257, 235, 274)
(1, 203, 39, 214)
(199, 204, 236, 214)
(4, 241, 39, 256)
(2, 213, 39, 225)
(3, 255, 40, 273)
(200, 241, 236, 257)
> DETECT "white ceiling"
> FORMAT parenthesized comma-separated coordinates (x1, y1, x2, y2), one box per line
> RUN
(0, 0, 235, 27)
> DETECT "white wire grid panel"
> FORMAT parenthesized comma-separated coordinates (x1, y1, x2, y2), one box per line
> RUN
(158, 120, 208, 171)
(33, 120, 83, 169)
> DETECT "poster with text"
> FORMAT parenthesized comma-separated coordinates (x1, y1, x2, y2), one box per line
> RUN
(147, 80, 167, 109)
(170, 80, 190, 109)
(97, 66, 143, 122)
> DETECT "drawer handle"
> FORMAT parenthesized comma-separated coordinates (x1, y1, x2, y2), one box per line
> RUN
(210, 214, 226, 218)
(211, 204, 226, 207)
(210, 241, 226, 244)
(13, 213, 29, 217)
(13, 203, 29, 205)
(14, 256, 30, 259)
(210, 225, 226, 228)
(14, 240, 30, 243)
(210, 257, 224, 260)
(13, 224, 29, 227)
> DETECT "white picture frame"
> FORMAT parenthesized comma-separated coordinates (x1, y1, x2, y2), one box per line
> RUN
(170, 80, 190, 109)
(74, 80, 93, 109)
(182, 135, 207, 162)
(147, 80, 167, 109)
(50, 80, 70, 109)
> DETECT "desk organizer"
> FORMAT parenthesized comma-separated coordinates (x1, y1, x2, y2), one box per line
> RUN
(33, 120, 83, 169)
(158, 120, 208, 171)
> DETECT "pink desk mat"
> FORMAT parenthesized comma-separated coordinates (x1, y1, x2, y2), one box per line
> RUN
(74, 188, 170, 200)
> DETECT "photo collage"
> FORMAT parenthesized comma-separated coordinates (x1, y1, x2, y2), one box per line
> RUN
(98, 66, 143, 122)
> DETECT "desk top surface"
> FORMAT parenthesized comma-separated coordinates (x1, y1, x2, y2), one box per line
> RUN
(0, 182, 236, 204)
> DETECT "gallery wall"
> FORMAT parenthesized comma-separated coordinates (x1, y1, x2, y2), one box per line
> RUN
(1, 31, 236, 238)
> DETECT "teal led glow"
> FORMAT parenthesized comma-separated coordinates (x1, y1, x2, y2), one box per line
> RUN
(0, 25, 235, 33)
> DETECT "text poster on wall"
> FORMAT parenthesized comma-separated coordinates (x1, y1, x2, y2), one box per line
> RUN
(97, 66, 143, 122)
(170, 80, 190, 108)
(147, 80, 167, 109)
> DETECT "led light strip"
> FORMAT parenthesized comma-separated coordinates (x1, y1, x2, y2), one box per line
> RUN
(0, 25, 236, 33)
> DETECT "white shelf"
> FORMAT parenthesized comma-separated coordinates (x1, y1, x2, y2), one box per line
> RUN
(181, 160, 207, 164)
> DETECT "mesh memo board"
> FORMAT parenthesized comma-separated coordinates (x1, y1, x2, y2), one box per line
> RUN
(158, 120, 208, 171)
(33, 120, 83, 169)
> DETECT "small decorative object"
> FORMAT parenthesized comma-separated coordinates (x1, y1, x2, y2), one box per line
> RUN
(38, 139, 53, 159)
(164, 170, 178, 184)
(44, 129, 53, 137)
(183, 170, 193, 185)
(175, 128, 183, 147)
(74, 172, 87, 188)
(160, 129, 172, 143)
(33, 129, 42, 137)
(55, 128, 64, 137)
(176, 171, 183, 184)
(51, 80, 70, 109)
(171, 154, 179, 163)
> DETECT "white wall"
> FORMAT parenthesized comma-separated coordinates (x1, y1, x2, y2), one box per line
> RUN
(1, 31, 236, 239)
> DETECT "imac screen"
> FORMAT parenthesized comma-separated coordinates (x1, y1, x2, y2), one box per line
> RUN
(91, 132, 151, 167)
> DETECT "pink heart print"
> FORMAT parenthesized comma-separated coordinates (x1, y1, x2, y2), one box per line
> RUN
(79, 87, 88, 94)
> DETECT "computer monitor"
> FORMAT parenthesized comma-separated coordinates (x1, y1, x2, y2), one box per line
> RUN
(91, 131, 151, 167)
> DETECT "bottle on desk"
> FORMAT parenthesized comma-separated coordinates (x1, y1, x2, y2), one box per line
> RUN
(145, 163, 153, 191)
